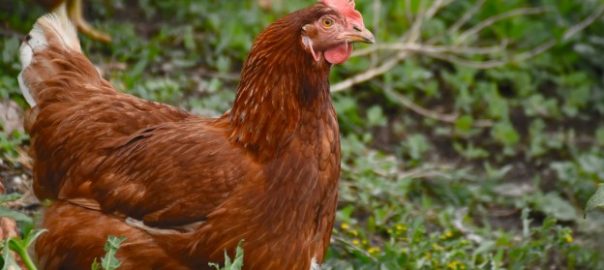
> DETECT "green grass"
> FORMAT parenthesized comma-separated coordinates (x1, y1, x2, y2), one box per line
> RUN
(1, 0, 604, 269)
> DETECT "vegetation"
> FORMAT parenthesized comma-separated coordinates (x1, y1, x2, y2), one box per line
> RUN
(1, 0, 604, 269)
(0, 227, 44, 270)
(91, 236, 127, 270)
(209, 242, 245, 270)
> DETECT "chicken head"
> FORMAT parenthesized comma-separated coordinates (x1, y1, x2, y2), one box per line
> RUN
(302, 0, 375, 64)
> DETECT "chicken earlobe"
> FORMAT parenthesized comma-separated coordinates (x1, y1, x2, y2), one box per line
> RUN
(302, 35, 322, 62)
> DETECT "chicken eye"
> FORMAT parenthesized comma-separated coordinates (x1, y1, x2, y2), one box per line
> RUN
(322, 18, 334, 28)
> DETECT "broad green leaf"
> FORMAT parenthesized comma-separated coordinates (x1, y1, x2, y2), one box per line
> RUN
(101, 236, 126, 270)
(596, 127, 604, 146)
(403, 134, 431, 161)
(366, 106, 387, 127)
(209, 241, 244, 270)
(538, 193, 578, 221)
(1, 239, 21, 270)
(491, 122, 520, 147)
(5, 229, 46, 270)
(0, 207, 32, 224)
(91, 259, 101, 270)
(454, 115, 474, 135)
(0, 193, 21, 204)
(585, 184, 604, 217)
(21, 229, 47, 249)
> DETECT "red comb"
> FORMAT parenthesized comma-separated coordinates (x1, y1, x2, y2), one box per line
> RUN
(320, 0, 364, 27)
(321, 0, 355, 8)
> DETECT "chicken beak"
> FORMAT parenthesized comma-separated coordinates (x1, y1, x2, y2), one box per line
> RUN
(341, 26, 375, 44)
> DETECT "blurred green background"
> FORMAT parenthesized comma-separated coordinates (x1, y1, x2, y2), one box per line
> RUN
(1, 0, 604, 269)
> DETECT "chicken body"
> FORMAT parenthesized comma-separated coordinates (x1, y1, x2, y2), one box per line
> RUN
(19, 1, 372, 269)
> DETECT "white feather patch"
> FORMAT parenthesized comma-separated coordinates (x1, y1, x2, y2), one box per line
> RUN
(18, 40, 36, 107)
(35, 12, 81, 53)
(26, 24, 49, 53)
(310, 257, 321, 270)
(18, 14, 49, 108)
(17, 71, 36, 107)
(18, 41, 34, 70)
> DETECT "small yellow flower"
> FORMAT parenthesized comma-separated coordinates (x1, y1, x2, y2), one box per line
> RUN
(432, 243, 444, 251)
(367, 246, 381, 255)
(350, 229, 359, 237)
(352, 239, 361, 246)
(447, 260, 466, 270)
(395, 224, 407, 233)
(564, 233, 573, 243)
(341, 223, 350, 231)
(441, 230, 454, 240)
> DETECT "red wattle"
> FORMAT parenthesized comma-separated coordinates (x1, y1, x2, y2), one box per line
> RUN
(324, 43, 352, 64)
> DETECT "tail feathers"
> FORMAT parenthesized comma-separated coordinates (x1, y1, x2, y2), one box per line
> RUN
(19, 11, 83, 107)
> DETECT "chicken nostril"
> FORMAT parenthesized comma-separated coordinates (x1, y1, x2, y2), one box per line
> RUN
(353, 25, 362, 32)
(23, 35, 31, 43)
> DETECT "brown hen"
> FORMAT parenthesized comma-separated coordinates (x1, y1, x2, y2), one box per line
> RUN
(18, 0, 374, 269)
